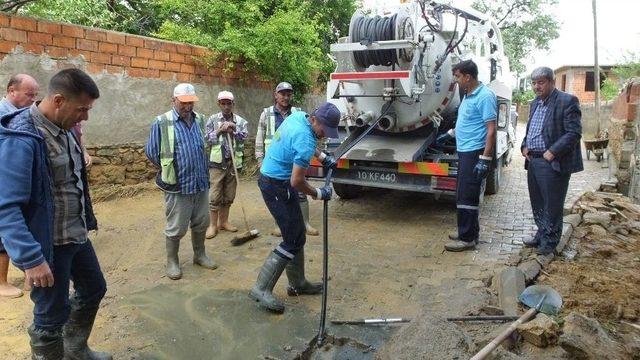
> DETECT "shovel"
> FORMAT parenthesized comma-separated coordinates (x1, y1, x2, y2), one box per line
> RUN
(470, 285, 562, 360)
(225, 132, 260, 246)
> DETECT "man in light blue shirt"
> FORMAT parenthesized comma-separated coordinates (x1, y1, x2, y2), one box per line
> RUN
(250, 102, 339, 314)
(442, 60, 497, 252)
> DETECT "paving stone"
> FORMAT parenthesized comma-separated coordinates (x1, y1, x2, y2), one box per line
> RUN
(560, 312, 627, 359)
(497, 267, 526, 316)
(563, 214, 582, 229)
(517, 260, 542, 284)
(516, 313, 560, 347)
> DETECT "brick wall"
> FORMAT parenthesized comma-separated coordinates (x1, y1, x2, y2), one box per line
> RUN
(0, 13, 270, 88)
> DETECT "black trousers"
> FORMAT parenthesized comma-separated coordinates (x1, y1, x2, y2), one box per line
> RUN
(527, 157, 570, 250)
(456, 149, 484, 242)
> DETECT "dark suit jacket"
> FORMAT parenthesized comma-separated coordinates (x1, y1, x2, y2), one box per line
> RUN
(521, 88, 583, 174)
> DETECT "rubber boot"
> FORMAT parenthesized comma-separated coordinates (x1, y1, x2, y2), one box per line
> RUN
(271, 221, 282, 237)
(63, 306, 112, 360)
(249, 252, 289, 313)
(205, 210, 218, 239)
(192, 230, 218, 270)
(285, 250, 322, 296)
(300, 200, 319, 236)
(29, 325, 64, 360)
(165, 237, 182, 280)
(218, 206, 238, 232)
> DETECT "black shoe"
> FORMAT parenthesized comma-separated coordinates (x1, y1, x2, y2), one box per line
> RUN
(523, 236, 539, 248)
(535, 247, 555, 256)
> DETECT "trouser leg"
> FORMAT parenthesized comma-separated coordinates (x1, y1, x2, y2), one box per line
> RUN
(191, 190, 217, 270)
(456, 149, 483, 243)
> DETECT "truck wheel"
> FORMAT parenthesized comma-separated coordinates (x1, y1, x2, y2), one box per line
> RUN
(485, 158, 502, 195)
(333, 183, 363, 199)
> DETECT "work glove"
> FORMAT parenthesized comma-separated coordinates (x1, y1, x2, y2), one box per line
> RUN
(315, 185, 333, 201)
(320, 153, 337, 170)
(473, 157, 491, 180)
(435, 129, 455, 146)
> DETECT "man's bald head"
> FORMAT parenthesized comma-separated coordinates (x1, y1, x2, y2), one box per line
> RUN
(6, 74, 39, 108)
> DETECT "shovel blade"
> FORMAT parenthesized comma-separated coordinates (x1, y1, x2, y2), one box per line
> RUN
(518, 285, 562, 315)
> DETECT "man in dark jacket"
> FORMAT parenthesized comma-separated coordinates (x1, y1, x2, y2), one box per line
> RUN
(0, 68, 109, 359)
(521, 66, 583, 255)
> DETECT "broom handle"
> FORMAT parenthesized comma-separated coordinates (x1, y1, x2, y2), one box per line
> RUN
(226, 132, 250, 232)
(470, 307, 538, 360)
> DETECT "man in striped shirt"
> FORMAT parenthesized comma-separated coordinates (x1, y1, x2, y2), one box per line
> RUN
(145, 83, 217, 280)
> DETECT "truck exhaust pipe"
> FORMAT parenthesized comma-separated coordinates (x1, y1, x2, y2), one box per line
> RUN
(378, 114, 396, 131)
(355, 111, 375, 127)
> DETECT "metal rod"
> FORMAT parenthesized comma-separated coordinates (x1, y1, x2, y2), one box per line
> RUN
(332, 318, 410, 325)
(446, 315, 521, 322)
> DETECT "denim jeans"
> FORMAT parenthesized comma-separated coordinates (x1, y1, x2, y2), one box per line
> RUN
(258, 175, 305, 259)
(30, 240, 106, 332)
(456, 149, 485, 242)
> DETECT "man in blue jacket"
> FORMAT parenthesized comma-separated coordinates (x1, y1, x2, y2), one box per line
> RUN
(521, 67, 583, 255)
(0, 68, 109, 359)
(249, 102, 339, 314)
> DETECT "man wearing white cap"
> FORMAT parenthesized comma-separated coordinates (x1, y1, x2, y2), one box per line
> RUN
(255, 82, 319, 237)
(204, 90, 249, 239)
(145, 83, 217, 280)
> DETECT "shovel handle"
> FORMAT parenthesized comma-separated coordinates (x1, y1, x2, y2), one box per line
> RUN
(470, 307, 538, 360)
(225, 132, 250, 231)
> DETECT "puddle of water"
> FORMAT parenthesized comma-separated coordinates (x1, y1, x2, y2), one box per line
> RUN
(124, 283, 317, 359)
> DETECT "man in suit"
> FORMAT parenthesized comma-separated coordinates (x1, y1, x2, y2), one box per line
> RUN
(521, 66, 583, 255)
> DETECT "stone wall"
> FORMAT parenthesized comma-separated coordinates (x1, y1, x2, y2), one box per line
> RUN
(0, 13, 324, 146)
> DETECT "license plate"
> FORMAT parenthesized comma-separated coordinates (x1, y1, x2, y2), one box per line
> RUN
(356, 170, 397, 183)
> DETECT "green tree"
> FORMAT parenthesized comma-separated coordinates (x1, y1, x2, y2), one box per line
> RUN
(472, 0, 560, 75)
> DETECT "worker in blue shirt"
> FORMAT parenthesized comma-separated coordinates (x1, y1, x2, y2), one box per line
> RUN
(249, 102, 340, 313)
(438, 60, 497, 252)
(145, 83, 217, 280)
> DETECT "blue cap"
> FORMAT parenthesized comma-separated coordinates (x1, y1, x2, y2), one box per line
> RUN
(313, 102, 341, 138)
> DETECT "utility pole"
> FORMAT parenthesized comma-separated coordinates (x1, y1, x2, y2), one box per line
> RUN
(593, 0, 601, 137)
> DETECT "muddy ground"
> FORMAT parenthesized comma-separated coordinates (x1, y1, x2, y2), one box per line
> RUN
(2, 178, 503, 359)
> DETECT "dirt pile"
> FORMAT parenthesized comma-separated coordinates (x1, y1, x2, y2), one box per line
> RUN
(539, 191, 640, 324)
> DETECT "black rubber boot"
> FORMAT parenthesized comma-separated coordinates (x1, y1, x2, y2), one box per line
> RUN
(191, 230, 218, 270)
(286, 250, 322, 296)
(63, 306, 112, 360)
(165, 237, 182, 280)
(29, 325, 64, 360)
(249, 252, 289, 313)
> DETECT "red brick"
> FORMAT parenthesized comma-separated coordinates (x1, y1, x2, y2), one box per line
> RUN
(90, 52, 110, 64)
(144, 39, 163, 50)
(98, 42, 118, 54)
(0, 13, 9, 27)
(176, 73, 191, 82)
(627, 103, 637, 121)
(195, 66, 208, 75)
(86, 63, 105, 74)
(153, 50, 170, 61)
(209, 67, 221, 77)
(137, 47, 153, 59)
(52, 35, 75, 48)
(125, 36, 144, 47)
(85, 29, 106, 41)
(105, 32, 126, 45)
(106, 65, 124, 74)
(182, 55, 196, 65)
(27, 32, 53, 45)
(127, 67, 159, 78)
(169, 53, 185, 63)
(69, 49, 92, 60)
(0, 41, 18, 54)
(37, 21, 61, 35)
(148, 59, 165, 70)
(130, 57, 148, 68)
(180, 64, 195, 74)
(76, 39, 98, 52)
(45, 46, 68, 58)
(165, 62, 181, 72)
(176, 44, 191, 55)
(11, 17, 37, 31)
(111, 55, 130, 67)
(159, 71, 175, 80)
(1, 28, 27, 42)
(160, 42, 177, 53)
(23, 43, 44, 54)
(192, 47, 209, 57)
(61, 24, 84, 38)
(117, 44, 136, 57)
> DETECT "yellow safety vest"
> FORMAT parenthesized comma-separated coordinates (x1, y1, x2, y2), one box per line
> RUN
(264, 105, 299, 152)
(158, 111, 205, 185)
(209, 114, 247, 169)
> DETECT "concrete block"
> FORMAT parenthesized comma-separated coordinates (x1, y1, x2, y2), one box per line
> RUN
(516, 313, 560, 347)
(562, 214, 582, 229)
(498, 267, 526, 316)
(517, 260, 542, 283)
(556, 222, 574, 254)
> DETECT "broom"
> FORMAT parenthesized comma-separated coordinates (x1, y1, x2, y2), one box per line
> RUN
(225, 132, 260, 246)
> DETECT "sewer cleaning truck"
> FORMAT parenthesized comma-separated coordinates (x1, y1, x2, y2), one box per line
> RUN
(307, 0, 517, 198)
